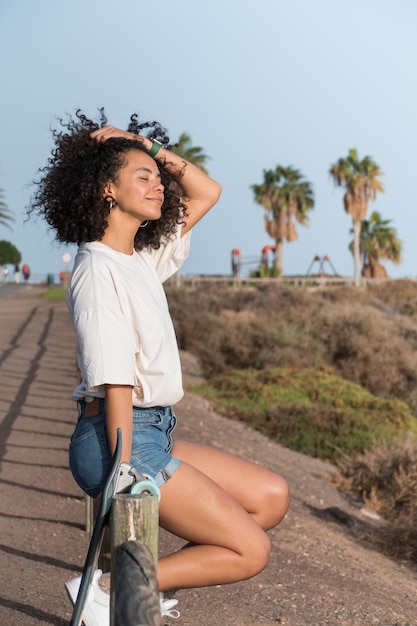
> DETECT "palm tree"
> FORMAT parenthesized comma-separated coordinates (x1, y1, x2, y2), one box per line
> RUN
(251, 166, 314, 275)
(349, 211, 402, 278)
(172, 132, 210, 173)
(330, 149, 383, 286)
(0, 189, 14, 230)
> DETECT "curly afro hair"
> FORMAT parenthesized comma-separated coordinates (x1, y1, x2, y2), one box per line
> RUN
(30, 109, 187, 250)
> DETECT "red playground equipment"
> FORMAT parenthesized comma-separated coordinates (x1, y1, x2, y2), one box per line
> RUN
(261, 244, 276, 269)
(306, 255, 338, 276)
(231, 248, 241, 277)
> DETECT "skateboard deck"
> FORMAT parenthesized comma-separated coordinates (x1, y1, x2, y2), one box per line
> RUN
(69, 429, 123, 626)
(69, 428, 161, 626)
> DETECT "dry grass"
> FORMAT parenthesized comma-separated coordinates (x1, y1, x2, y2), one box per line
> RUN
(167, 280, 417, 405)
(332, 437, 417, 560)
(167, 279, 417, 561)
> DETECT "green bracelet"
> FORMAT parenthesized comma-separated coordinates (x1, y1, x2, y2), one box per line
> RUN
(148, 139, 162, 158)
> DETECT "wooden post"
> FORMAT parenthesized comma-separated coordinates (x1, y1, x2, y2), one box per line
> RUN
(85, 495, 111, 571)
(110, 493, 159, 565)
(85, 495, 94, 535)
(110, 493, 160, 626)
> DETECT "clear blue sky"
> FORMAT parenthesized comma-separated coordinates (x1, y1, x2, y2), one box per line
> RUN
(1, 0, 416, 279)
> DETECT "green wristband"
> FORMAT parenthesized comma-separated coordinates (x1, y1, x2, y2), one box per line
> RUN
(149, 139, 162, 158)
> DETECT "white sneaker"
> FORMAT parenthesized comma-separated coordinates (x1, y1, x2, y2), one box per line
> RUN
(65, 569, 109, 626)
(160, 593, 180, 619)
(66, 570, 180, 622)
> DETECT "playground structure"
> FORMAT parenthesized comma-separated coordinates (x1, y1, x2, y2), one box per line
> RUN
(231, 248, 338, 279)
(231, 248, 241, 278)
(261, 244, 276, 269)
(305, 255, 338, 276)
(231, 245, 277, 278)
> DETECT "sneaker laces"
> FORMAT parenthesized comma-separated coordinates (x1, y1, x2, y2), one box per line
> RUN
(160, 593, 180, 619)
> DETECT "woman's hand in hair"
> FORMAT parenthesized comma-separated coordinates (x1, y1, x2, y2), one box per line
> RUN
(91, 125, 153, 150)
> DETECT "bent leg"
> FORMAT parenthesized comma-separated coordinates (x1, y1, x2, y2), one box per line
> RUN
(157, 460, 271, 591)
(172, 440, 290, 530)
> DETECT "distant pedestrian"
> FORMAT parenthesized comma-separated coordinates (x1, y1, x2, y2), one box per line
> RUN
(22, 263, 31, 283)
(3, 266, 9, 284)
(14, 263, 20, 284)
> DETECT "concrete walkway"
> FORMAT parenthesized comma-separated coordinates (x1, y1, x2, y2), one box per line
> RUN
(0, 286, 82, 626)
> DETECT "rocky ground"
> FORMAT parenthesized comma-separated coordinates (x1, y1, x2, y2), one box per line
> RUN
(0, 286, 416, 625)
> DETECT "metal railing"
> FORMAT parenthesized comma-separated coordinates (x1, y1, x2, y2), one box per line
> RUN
(168, 274, 408, 288)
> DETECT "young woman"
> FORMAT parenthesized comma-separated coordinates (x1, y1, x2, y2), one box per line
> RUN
(31, 110, 290, 622)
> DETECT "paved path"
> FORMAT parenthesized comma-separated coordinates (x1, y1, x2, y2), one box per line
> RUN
(0, 283, 27, 298)
(1, 287, 416, 626)
(0, 286, 82, 625)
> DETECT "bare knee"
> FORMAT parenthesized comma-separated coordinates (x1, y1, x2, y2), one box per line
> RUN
(239, 531, 272, 580)
(272, 475, 290, 524)
(257, 475, 290, 530)
(240, 476, 289, 578)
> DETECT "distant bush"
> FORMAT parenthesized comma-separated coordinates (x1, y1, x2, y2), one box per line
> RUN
(317, 302, 417, 399)
(167, 280, 417, 409)
(191, 366, 417, 461)
(332, 436, 417, 561)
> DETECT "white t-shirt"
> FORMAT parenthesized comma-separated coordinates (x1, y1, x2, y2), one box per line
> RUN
(66, 229, 191, 407)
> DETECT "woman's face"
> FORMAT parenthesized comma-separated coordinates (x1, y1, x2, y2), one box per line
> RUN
(109, 149, 165, 223)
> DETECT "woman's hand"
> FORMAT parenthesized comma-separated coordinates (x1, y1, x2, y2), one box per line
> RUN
(91, 125, 151, 147)
(91, 125, 130, 141)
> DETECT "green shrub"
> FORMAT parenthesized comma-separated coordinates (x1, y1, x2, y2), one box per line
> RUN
(191, 367, 417, 461)
(42, 287, 67, 301)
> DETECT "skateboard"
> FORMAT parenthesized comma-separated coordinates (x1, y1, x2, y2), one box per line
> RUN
(69, 428, 161, 626)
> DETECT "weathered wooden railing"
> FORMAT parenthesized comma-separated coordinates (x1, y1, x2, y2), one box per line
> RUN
(110, 493, 160, 626)
(86, 489, 160, 625)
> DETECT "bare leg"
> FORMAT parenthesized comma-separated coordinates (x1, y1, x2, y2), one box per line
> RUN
(172, 440, 290, 530)
(157, 440, 289, 591)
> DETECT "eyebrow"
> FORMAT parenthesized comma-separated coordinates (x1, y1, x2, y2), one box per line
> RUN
(135, 167, 161, 179)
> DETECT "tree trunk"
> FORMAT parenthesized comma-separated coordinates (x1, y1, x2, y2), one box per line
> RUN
(274, 238, 284, 276)
(369, 258, 388, 278)
(352, 219, 362, 286)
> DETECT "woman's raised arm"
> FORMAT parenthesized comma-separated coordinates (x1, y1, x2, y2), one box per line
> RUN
(91, 126, 222, 235)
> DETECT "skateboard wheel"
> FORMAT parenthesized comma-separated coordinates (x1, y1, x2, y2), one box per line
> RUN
(130, 480, 161, 501)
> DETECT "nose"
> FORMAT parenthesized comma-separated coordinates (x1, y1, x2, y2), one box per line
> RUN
(154, 178, 164, 192)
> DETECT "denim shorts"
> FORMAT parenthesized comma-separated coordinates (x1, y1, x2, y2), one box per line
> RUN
(69, 399, 181, 498)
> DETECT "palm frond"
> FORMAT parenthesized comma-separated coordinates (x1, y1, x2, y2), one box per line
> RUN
(172, 132, 210, 174)
(0, 189, 14, 231)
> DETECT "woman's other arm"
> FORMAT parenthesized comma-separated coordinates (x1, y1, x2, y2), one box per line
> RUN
(104, 384, 133, 463)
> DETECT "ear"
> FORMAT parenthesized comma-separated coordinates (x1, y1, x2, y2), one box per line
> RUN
(103, 182, 115, 199)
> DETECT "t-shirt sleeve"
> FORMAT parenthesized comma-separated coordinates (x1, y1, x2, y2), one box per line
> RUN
(70, 258, 135, 392)
(148, 226, 191, 283)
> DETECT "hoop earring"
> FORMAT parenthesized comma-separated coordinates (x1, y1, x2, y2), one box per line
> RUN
(106, 196, 114, 212)
(139, 220, 149, 228)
